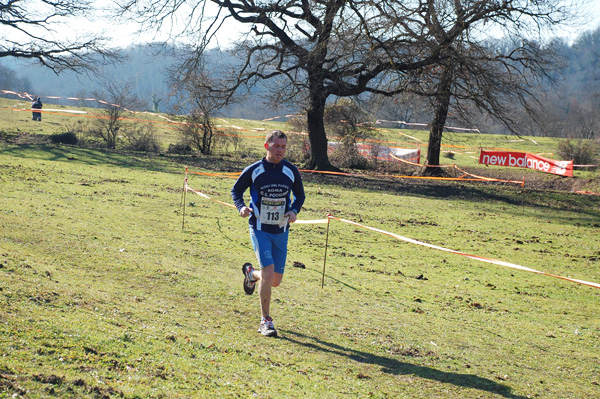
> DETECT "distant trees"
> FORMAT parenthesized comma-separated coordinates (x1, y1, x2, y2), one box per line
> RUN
(0, 0, 115, 73)
(534, 29, 600, 140)
(0, 63, 30, 92)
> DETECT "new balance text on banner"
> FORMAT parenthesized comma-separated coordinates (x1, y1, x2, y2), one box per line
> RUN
(479, 150, 573, 177)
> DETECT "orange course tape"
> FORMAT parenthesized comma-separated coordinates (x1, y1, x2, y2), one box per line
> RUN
(387, 154, 524, 185)
(187, 170, 241, 178)
(575, 191, 600, 196)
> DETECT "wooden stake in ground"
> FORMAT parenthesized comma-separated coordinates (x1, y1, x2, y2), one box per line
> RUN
(181, 167, 188, 231)
(321, 215, 331, 289)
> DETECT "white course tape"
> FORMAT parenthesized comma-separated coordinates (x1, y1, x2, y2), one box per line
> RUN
(183, 171, 600, 290)
(333, 217, 600, 290)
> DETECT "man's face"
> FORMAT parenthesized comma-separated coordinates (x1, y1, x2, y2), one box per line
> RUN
(265, 137, 287, 164)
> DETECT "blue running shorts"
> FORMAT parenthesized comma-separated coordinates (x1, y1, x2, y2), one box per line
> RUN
(249, 227, 289, 274)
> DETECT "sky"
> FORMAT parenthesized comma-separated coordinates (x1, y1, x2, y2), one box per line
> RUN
(553, 0, 600, 42)
(53, 0, 600, 49)
(5, 0, 600, 53)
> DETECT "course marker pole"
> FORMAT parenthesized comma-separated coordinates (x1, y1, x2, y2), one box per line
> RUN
(181, 167, 188, 231)
(321, 215, 332, 289)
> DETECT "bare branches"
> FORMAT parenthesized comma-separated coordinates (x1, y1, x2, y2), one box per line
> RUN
(0, 0, 117, 73)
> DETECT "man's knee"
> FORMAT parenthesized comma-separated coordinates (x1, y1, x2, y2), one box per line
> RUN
(272, 272, 283, 287)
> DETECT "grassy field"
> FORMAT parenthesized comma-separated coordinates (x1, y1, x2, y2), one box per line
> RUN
(1, 97, 600, 398)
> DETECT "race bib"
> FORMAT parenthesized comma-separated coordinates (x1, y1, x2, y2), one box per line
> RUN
(259, 198, 286, 225)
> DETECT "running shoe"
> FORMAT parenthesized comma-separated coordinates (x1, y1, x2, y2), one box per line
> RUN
(258, 317, 278, 337)
(242, 262, 256, 295)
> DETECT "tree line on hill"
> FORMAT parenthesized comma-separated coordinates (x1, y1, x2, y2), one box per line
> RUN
(0, 45, 281, 120)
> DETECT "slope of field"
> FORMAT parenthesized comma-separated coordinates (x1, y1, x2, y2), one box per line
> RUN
(1, 96, 600, 398)
(1, 138, 599, 398)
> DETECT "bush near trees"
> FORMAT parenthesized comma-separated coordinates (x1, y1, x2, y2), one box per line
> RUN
(123, 124, 161, 153)
(286, 99, 379, 169)
(175, 110, 216, 155)
(557, 138, 599, 165)
(324, 99, 377, 170)
(49, 132, 78, 145)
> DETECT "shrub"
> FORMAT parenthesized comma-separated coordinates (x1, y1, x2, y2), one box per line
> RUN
(123, 124, 161, 153)
(212, 129, 241, 155)
(287, 115, 307, 134)
(285, 132, 311, 164)
(557, 138, 597, 165)
(289, 100, 382, 169)
(177, 111, 215, 155)
(325, 99, 377, 169)
(167, 142, 193, 154)
(61, 120, 92, 146)
(49, 132, 78, 145)
(329, 141, 369, 169)
(443, 151, 455, 160)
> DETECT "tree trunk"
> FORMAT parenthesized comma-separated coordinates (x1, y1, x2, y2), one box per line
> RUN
(305, 78, 338, 171)
(423, 68, 453, 176)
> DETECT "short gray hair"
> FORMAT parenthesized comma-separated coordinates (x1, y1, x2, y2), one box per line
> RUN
(265, 130, 287, 144)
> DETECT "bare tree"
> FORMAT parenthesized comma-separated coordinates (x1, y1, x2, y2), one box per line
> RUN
(90, 80, 145, 149)
(397, 1, 570, 175)
(169, 61, 228, 155)
(115, 1, 457, 170)
(0, 0, 116, 73)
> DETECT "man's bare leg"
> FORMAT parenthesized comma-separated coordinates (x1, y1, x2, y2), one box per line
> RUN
(251, 265, 283, 319)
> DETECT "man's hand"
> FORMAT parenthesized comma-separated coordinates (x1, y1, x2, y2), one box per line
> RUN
(239, 206, 252, 217)
(284, 210, 297, 224)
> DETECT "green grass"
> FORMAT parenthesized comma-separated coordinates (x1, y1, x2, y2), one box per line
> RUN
(1, 142, 599, 398)
(1, 97, 600, 398)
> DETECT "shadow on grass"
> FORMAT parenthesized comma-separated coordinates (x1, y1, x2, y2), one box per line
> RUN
(0, 144, 181, 175)
(280, 329, 528, 399)
(300, 265, 360, 291)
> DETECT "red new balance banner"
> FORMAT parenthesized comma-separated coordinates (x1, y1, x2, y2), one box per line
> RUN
(479, 150, 573, 177)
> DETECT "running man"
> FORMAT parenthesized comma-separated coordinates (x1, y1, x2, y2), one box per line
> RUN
(231, 130, 305, 337)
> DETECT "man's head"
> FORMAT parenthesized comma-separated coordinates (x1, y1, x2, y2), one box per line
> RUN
(265, 130, 287, 144)
(264, 130, 288, 164)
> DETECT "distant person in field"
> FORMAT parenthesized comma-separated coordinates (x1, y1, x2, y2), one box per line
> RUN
(31, 96, 42, 121)
(231, 130, 306, 338)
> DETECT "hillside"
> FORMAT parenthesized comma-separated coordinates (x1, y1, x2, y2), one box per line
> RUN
(1, 127, 599, 398)
(1, 94, 598, 195)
